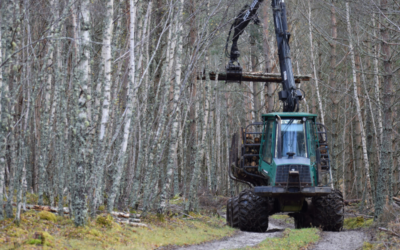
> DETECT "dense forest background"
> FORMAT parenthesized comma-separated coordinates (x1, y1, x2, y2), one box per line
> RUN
(0, 0, 399, 226)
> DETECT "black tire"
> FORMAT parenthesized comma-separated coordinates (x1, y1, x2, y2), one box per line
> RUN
(238, 189, 270, 232)
(226, 198, 232, 226)
(312, 190, 344, 231)
(231, 197, 240, 228)
(294, 213, 313, 229)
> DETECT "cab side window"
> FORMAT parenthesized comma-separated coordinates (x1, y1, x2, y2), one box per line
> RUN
(263, 121, 274, 164)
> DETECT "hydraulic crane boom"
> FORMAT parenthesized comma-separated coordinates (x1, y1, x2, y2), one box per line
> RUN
(226, 0, 303, 112)
(225, 0, 263, 74)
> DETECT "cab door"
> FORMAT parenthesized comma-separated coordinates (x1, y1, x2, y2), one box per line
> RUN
(259, 119, 275, 185)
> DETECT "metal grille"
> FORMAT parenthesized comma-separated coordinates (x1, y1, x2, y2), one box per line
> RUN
(275, 165, 311, 184)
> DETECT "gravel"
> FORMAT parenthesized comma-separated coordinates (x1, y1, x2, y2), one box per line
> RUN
(175, 222, 285, 250)
(311, 230, 366, 250)
(173, 216, 367, 250)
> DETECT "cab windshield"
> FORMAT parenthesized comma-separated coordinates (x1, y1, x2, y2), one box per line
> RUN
(278, 119, 307, 158)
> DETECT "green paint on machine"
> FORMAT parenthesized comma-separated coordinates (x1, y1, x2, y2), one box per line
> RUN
(258, 113, 319, 189)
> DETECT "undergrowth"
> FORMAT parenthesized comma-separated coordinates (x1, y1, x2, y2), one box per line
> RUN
(243, 228, 320, 250)
(0, 210, 235, 249)
(343, 216, 373, 230)
(360, 203, 400, 249)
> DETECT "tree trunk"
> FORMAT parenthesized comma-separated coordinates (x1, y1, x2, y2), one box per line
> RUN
(329, 0, 339, 190)
(346, 1, 372, 205)
(92, 0, 114, 213)
(308, 0, 325, 125)
(107, 0, 139, 213)
(375, 0, 393, 219)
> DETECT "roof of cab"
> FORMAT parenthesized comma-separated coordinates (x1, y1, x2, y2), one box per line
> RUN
(261, 112, 318, 118)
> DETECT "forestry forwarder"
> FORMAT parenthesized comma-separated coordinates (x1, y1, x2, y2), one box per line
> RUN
(225, 0, 344, 232)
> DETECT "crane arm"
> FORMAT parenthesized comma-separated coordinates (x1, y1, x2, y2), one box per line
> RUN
(271, 0, 302, 112)
(226, 0, 303, 112)
(225, 0, 264, 74)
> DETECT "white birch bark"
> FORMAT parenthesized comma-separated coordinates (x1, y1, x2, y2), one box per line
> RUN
(372, 14, 383, 144)
(159, 0, 184, 214)
(92, 0, 114, 211)
(107, 0, 138, 213)
(98, 0, 114, 144)
(141, 1, 177, 212)
(346, 2, 372, 203)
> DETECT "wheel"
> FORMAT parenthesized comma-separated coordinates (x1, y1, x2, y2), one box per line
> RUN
(231, 197, 240, 228)
(312, 190, 344, 231)
(293, 213, 313, 229)
(238, 189, 270, 232)
(226, 198, 232, 226)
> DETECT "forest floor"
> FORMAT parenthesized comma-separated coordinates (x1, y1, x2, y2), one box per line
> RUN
(0, 209, 235, 250)
(1, 195, 400, 250)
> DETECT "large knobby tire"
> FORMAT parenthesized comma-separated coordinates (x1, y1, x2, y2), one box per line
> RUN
(226, 198, 232, 226)
(238, 189, 270, 232)
(231, 197, 240, 228)
(312, 190, 344, 231)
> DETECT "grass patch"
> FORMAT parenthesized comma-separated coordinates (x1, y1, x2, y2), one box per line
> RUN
(0, 210, 235, 249)
(243, 228, 320, 250)
(270, 214, 294, 224)
(343, 217, 373, 230)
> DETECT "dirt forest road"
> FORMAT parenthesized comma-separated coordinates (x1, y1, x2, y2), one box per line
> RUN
(311, 230, 366, 250)
(175, 219, 367, 250)
(176, 222, 286, 250)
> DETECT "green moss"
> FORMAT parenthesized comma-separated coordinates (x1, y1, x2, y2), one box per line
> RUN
(26, 239, 42, 245)
(362, 242, 374, 250)
(98, 205, 105, 211)
(96, 214, 113, 228)
(88, 229, 101, 236)
(344, 217, 373, 230)
(25, 232, 54, 246)
(38, 211, 57, 222)
(41, 231, 54, 246)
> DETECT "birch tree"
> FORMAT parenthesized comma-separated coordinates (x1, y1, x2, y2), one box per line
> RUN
(107, 0, 139, 213)
(346, 1, 372, 204)
(159, 0, 185, 214)
(92, 0, 114, 214)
